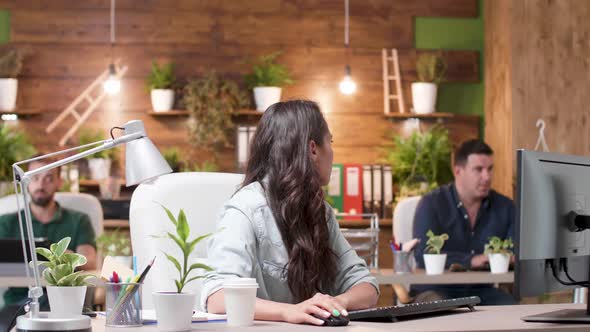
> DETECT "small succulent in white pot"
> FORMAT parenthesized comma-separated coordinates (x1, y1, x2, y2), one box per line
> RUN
(423, 230, 449, 275)
(33, 237, 94, 317)
(484, 236, 513, 274)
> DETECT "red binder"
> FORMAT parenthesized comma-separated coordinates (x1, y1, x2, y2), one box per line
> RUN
(343, 164, 363, 220)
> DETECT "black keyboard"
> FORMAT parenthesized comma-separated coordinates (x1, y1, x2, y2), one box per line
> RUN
(348, 296, 481, 322)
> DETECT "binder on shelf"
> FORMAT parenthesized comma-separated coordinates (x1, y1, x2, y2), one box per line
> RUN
(362, 165, 373, 217)
(371, 164, 383, 218)
(236, 126, 249, 171)
(247, 126, 256, 144)
(343, 164, 363, 220)
(327, 164, 344, 215)
(382, 165, 393, 219)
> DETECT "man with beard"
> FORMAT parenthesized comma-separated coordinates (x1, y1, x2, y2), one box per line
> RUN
(410, 140, 516, 305)
(0, 156, 96, 305)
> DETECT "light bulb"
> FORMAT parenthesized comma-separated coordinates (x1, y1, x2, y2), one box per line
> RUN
(339, 75, 356, 95)
(103, 63, 121, 95)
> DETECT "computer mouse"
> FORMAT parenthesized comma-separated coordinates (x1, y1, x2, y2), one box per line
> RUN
(312, 314, 350, 326)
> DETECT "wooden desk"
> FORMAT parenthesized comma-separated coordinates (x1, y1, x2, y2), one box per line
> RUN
(83, 304, 587, 331)
(373, 269, 514, 285)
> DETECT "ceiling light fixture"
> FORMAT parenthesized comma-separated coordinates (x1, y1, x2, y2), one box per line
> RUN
(339, 0, 356, 95)
(103, 0, 121, 95)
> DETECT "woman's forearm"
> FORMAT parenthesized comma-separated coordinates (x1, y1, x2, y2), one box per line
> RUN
(207, 289, 289, 321)
(335, 282, 378, 310)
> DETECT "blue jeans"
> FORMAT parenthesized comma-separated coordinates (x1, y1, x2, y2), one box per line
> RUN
(411, 286, 516, 305)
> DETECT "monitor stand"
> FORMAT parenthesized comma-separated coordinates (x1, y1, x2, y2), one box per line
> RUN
(523, 276, 590, 323)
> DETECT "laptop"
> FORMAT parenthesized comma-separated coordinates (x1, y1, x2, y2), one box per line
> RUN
(0, 238, 51, 276)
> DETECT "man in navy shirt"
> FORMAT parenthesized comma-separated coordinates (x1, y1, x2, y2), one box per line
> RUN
(411, 139, 516, 305)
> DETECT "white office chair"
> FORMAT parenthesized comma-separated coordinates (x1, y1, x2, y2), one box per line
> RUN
(0, 192, 104, 236)
(129, 172, 244, 310)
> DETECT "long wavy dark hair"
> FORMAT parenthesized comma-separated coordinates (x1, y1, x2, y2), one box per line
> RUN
(242, 100, 337, 301)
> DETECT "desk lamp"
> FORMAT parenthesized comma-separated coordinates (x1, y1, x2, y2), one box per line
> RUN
(11, 120, 172, 331)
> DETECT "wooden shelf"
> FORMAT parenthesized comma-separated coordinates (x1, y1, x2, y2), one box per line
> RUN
(79, 179, 126, 187)
(104, 219, 130, 229)
(0, 109, 41, 119)
(384, 112, 480, 122)
(148, 109, 263, 117)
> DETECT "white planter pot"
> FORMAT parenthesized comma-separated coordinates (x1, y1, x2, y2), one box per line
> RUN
(152, 292, 196, 332)
(87, 158, 111, 180)
(0, 78, 17, 111)
(424, 253, 447, 275)
(47, 285, 87, 318)
(411, 82, 437, 114)
(253, 86, 281, 112)
(151, 89, 175, 112)
(488, 253, 510, 274)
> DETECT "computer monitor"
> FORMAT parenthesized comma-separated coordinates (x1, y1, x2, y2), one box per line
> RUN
(0, 238, 50, 276)
(516, 149, 590, 323)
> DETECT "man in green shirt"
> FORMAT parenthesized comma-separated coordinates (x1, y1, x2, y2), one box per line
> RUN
(0, 157, 97, 305)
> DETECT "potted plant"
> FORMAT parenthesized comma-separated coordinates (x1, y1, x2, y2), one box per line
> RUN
(412, 53, 447, 114)
(152, 204, 213, 332)
(162, 147, 182, 172)
(184, 71, 249, 166)
(96, 228, 132, 267)
(423, 230, 449, 275)
(33, 237, 94, 317)
(244, 51, 294, 112)
(0, 124, 36, 196)
(0, 49, 24, 111)
(78, 128, 118, 181)
(484, 236, 514, 274)
(384, 125, 453, 202)
(147, 60, 176, 112)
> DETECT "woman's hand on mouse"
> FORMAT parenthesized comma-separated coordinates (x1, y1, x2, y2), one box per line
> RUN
(282, 293, 348, 325)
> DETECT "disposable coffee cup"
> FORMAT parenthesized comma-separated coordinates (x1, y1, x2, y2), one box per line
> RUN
(223, 278, 259, 327)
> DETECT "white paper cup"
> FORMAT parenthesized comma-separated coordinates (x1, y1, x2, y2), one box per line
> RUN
(223, 278, 258, 327)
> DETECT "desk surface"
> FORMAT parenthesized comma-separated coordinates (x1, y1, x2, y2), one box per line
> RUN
(372, 269, 514, 285)
(85, 304, 587, 332)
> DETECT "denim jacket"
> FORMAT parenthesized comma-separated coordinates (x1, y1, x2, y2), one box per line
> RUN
(200, 181, 378, 310)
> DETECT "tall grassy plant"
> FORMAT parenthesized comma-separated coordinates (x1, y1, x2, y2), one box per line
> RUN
(244, 52, 294, 89)
(146, 61, 176, 90)
(0, 50, 24, 78)
(0, 125, 36, 181)
(416, 53, 447, 84)
(157, 204, 213, 293)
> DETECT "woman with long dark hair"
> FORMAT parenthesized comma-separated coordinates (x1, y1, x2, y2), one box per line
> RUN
(202, 100, 378, 325)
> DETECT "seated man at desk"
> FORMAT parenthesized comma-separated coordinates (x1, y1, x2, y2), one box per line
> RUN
(411, 139, 515, 305)
(0, 156, 97, 306)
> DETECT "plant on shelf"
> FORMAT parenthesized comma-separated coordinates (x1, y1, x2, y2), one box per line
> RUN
(244, 51, 294, 111)
(383, 125, 452, 201)
(78, 128, 118, 181)
(423, 230, 449, 275)
(162, 147, 182, 172)
(96, 228, 132, 257)
(33, 237, 94, 316)
(484, 236, 514, 274)
(152, 203, 214, 330)
(147, 60, 176, 112)
(184, 71, 249, 165)
(0, 125, 36, 196)
(182, 159, 219, 172)
(412, 52, 447, 114)
(0, 49, 25, 111)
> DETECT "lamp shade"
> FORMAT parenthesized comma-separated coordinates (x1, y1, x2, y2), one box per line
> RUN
(124, 121, 172, 186)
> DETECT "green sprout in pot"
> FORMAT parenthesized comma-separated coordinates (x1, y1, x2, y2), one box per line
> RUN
(484, 236, 514, 256)
(146, 61, 176, 90)
(155, 203, 214, 293)
(243, 51, 294, 89)
(96, 228, 131, 257)
(425, 230, 449, 255)
(416, 53, 447, 84)
(33, 237, 94, 286)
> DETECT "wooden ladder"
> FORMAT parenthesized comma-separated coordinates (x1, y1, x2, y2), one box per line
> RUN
(382, 48, 406, 114)
(45, 60, 129, 146)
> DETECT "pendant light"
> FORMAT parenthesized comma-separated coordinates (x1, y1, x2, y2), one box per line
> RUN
(103, 0, 121, 95)
(339, 0, 356, 95)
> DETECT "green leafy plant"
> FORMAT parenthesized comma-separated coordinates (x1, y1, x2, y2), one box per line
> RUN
(416, 53, 447, 84)
(146, 60, 176, 90)
(97, 229, 131, 257)
(484, 236, 514, 256)
(383, 125, 452, 199)
(425, 230, 449, 255)
(78, 128, 117, 160)
(0, 125, 36, 182)
(163, 147, 182, 172)
(157, 204, 213, 293)
(33, 237, 93, 286)
(243, 51, 294, 89)
(182, 160, 219, 172)
(0, 49, 24, 78)
(184, 71, 249, 161)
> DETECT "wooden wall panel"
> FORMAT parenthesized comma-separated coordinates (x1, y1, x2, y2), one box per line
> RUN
(2, 0, 480, 172)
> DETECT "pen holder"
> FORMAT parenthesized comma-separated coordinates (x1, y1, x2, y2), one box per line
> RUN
(393, 251, 412, 274)
(105, 282, 142, 327)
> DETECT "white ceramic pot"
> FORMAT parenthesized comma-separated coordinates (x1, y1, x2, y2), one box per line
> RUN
(47, 285, 87, 318)
(0, 78, 17, 111)
(411, 82, 437, 114)
(151, 89, 175, 112)
(423, 253, 447, 275)
(488, 253, 510, 274)
(253, 86, 281, 112)
(87, 158, 111, 180)
(152, 292, 196, 332)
